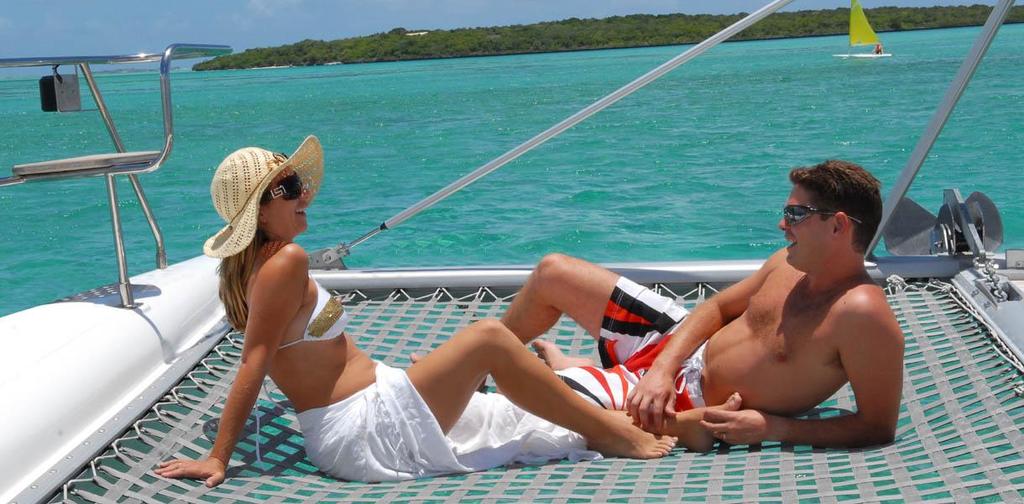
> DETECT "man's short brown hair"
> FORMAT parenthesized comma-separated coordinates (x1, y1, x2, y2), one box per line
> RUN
(789, 160, 882, 253)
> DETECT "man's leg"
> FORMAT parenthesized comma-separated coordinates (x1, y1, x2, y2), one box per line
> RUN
(502, 253, 620, 343)
(532, 339, 597, 369)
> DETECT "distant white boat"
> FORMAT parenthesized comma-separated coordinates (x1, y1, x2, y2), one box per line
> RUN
(834, 53, 892, 59)
(833, 0, 891, 58)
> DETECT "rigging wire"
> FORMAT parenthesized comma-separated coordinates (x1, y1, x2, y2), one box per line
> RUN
(308, 0, 797, 269)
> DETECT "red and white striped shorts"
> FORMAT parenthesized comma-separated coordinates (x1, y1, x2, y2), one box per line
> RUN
(554, 276, 706, 412)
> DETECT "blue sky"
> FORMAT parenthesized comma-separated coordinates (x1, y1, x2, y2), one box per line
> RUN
(0, 1, 987, 57)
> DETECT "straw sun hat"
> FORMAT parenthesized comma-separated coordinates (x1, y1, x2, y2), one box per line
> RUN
(203, 135, 323, 258)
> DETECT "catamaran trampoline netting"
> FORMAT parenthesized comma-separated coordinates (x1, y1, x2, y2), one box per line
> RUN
(47, 278, 1024, 503)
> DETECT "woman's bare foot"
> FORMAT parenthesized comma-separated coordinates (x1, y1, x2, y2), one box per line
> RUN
(531, 339, 596, 371)
(668, 393, 743, 452)
(586, 410, 678, 459)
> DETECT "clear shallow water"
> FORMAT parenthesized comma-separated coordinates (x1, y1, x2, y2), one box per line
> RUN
(1, 25, 1022, 317)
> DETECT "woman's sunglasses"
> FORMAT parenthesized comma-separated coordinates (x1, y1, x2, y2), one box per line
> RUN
(782, 204, 863, 226)
(261, 173, 306, 203)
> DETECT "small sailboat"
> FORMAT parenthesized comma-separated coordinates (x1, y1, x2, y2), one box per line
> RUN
(834, 0, 892, 58)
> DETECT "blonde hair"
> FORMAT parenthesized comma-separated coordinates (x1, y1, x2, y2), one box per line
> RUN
(216, 161, 292, 330)
(218, 229, 268, 331)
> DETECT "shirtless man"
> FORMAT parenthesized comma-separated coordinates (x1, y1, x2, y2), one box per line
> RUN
(502, 159, 904, 449)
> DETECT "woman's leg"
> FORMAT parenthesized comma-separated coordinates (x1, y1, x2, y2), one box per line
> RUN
(662, 394, 742, 452)
(524, 339, 744, 452)
(405, 319, 677, 459)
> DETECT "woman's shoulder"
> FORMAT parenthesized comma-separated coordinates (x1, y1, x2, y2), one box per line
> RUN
(254, 243, 309, 287)
(267, 242, 308, 266)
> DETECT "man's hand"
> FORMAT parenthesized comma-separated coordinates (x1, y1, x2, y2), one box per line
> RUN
(700, 408, 777, 445)
(155, 457, 227, 488)
(626, 368, 677, 432)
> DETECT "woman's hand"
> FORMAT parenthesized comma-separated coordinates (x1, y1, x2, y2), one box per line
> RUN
(155, 457, 227, 487)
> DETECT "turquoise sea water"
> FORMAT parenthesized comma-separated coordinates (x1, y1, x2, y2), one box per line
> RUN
(1, 25, 1022, 317)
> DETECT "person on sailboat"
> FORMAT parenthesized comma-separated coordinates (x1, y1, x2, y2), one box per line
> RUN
(834, 0, 888, 58)
(154, 135, 708, 487)
(502, 160, 904, 449)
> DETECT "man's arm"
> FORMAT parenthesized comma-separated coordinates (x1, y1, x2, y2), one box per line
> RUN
(701, 286, 905, 447)
(627, 249, 786, 432)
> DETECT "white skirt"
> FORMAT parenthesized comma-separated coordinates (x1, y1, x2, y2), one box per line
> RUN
(296, 362, 600, 482)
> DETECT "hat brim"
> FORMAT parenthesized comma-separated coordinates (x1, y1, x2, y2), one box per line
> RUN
(203, 135, 324, 258)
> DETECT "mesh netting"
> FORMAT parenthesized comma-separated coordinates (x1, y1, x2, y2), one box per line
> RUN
(50, 281, 1024, 503)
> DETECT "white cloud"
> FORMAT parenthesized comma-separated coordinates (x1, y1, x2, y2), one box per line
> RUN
(247, 0, 304, 17)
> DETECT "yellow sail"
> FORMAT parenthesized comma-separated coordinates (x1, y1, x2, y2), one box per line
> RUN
(849, 0, 881, 46)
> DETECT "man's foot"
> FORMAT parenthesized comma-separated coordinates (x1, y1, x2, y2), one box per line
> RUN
(586, 410, 678, 459)
(672, 393, 743, 452)
(531, 339, 596, 370)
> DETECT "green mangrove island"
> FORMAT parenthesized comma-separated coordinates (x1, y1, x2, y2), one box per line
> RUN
(194, 4, 1024, 70)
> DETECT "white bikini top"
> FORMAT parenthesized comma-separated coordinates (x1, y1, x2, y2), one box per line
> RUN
(278, 281, 350, 349)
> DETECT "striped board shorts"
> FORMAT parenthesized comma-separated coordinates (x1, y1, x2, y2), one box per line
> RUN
(555, 276, 707, 412)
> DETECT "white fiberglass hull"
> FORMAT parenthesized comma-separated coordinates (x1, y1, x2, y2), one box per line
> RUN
(0, 255, 226, 504)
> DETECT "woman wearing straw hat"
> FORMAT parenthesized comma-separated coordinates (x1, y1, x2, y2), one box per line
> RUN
(155, 135, 677, 486)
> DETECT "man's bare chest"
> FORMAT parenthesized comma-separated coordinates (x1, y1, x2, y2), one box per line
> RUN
(743, 277, 836, 361)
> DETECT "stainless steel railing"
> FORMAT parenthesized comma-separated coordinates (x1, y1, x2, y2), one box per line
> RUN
(0, 43, 231, 307)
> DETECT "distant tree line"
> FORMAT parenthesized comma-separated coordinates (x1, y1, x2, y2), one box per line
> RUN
(194, 5, 1024, 70)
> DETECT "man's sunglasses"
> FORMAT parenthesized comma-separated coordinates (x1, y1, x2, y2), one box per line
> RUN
(782, 204, 863, 226)
(261, 173, 307, 203)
